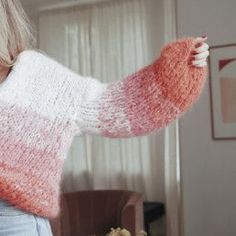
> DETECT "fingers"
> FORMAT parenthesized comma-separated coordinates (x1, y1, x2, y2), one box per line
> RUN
(193, 50, 209, 60)
(192, 58, 207, 67)
(190, 36, 209, 68)
(195, 36, 207, 43)
(194, 42, 209, 53)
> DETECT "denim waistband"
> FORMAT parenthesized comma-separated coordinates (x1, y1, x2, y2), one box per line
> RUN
(0, 199, 13, 207)
(0, 199, 27, 215)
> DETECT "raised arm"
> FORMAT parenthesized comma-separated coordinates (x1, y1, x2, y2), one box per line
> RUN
(72, 37, 208, 138)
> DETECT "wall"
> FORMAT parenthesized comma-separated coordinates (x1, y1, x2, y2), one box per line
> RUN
(176, 0, 236, 236)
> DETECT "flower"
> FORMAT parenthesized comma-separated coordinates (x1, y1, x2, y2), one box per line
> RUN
(106, 227, 147, 236)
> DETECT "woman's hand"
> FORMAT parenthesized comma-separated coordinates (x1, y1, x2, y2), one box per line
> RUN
(189, 36, 209, 67)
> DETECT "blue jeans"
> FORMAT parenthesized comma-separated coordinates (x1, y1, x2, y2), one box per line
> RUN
(0, 199, 53, 236)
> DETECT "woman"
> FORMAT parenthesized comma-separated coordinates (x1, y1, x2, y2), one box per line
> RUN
(0, 0, 209, 236)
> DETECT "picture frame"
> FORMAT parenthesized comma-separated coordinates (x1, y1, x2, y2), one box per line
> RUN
(209, 43, 236, 139)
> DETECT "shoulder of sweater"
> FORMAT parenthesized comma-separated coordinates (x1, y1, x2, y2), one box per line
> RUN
(15, 49, 61, 69)
(13, 49, 93, 88)
(14, 49, 76, 78)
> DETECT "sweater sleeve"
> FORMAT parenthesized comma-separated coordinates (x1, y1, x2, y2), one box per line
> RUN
(73, 37, 207, 138)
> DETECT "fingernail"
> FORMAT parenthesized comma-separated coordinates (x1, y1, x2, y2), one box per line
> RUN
(195, 42, 202, 48)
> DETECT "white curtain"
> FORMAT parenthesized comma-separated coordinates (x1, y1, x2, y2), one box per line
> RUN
(163, 0, 182, 235)
(39, 0, 165, 203)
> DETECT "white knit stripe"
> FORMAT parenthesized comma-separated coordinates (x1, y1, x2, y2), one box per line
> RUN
(0, 50, 88, 123)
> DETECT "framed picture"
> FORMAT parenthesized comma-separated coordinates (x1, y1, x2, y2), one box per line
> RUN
(209, 43, 236, 139)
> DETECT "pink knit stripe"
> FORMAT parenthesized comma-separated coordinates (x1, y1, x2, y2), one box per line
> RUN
(98, 77, 180, 137)
(0, 161, 63, 218)
(123, 70, 181, 136)
(153, 38, 207, 111)
(0, 137, 63, 181)
(0, 100, 75, 152)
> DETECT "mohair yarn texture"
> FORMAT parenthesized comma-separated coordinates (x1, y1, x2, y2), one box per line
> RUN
(0, 37, 207, 219)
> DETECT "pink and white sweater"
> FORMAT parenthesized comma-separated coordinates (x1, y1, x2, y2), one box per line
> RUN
(0, 37, 207, 218)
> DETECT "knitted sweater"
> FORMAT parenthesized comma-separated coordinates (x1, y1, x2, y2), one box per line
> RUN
(0, 37, 207, 218)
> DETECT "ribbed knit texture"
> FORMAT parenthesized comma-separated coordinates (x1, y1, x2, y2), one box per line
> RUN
(0, 37, 207, 219)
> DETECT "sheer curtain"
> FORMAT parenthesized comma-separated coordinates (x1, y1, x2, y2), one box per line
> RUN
(39, 0, 165, 203)
(163, 0, 182, 235)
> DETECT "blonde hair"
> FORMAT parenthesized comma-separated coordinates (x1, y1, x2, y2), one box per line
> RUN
(0, 0, 36, 69)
